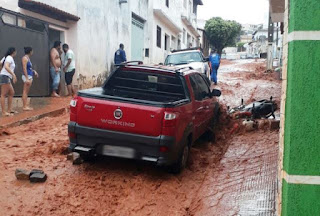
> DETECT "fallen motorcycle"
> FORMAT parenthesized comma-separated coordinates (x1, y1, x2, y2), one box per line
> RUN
(228, 97, 277, 119)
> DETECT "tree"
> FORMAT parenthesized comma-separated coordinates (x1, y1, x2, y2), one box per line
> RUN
(205, 17, 242, 54)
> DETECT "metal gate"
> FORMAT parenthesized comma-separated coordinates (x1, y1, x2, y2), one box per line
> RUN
(0, 9, 50, 96)
(131, 15, 144, 61)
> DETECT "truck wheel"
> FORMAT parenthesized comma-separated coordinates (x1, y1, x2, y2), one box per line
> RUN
(210, 103, 221, 130)
(80, 153, 96, 162)
(169, 144, 190, 174)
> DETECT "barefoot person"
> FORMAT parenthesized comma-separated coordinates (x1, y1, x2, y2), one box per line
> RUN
(21, 47, 38, 111)
(0, 47, 17, 116)
(62, 44, 76, 97)
(50, 41, 62, 97)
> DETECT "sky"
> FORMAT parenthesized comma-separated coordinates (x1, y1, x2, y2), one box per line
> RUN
(198, 0, 269, 26)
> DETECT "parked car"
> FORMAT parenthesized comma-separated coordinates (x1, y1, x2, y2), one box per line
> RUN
(68, 63, 221, 173)
(164, 48, 211, 79)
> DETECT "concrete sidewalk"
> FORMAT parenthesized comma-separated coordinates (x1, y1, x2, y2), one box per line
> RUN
(0, 97, 70, 129)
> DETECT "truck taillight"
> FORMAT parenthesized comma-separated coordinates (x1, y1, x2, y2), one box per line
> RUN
(70, 98, 78, 122)
(164, 112, 177, 120)
(70, 99, 77, 107)
(163, 112, 178, 127)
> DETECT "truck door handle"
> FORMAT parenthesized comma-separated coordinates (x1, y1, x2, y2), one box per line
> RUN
(196, 107, 204, 112)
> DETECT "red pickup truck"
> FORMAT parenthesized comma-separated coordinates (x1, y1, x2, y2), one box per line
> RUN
(68, 64, 221, 173)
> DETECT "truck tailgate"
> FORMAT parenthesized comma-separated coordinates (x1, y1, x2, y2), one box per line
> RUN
(76, 96, 165, 137)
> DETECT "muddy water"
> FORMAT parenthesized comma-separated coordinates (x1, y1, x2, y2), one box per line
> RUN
(216, 59, 281, 108)
(0, 59, 281, 216)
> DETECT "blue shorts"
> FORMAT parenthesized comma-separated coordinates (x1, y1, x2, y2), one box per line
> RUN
(0, 74, 11, 85)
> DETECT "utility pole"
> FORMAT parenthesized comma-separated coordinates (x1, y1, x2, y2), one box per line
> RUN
(267, 12, 274, 71)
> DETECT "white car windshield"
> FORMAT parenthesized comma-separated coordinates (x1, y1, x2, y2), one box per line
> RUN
(165, 52, 202, 65)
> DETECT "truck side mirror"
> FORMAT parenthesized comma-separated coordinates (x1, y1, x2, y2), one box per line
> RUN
(211, 89, 221, 97)
(204, 57, 210, 62)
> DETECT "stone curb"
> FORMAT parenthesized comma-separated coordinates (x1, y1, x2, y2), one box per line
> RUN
(0, 107, 68, 129)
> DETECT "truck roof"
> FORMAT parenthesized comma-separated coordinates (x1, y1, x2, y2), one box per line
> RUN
(168, 50, 202, 56)
(118, 64, 197, 76)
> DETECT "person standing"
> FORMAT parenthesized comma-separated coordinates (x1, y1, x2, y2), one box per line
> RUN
(0, 47, 17, 116)
(209, 49, 221, 85)
(21, 47, 38, 111)
(114, 43, 127, 65)
(62, 44, 76, 97)
(50, 41, 62, 97)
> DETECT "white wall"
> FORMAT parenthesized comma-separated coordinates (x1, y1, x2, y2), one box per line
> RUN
(0, 0, 201, 89)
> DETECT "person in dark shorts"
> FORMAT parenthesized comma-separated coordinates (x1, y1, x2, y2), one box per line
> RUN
(0, 47, 17, 116)
(62, 44, 76, 97)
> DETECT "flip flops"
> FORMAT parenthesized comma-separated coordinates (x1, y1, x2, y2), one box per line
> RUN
(23, 107, 34, 111)
(2, 112, 14, 117)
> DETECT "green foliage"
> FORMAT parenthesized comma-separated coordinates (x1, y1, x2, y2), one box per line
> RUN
(237, 42, 246, 47)
(205, 17, 242, 53)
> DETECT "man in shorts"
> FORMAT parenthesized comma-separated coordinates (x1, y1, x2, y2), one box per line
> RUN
(50, 41, 62, 97)
(62, 44, 76, 97)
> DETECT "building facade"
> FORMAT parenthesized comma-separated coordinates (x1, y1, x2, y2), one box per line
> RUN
(269, 0, 320, 215)
(0, 0, 202, 95)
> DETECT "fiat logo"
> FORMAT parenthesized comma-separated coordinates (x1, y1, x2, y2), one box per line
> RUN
(114, 109, 123, 120)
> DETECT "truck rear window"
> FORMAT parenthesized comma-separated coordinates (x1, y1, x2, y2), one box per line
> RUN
(103, 70, 187, 102)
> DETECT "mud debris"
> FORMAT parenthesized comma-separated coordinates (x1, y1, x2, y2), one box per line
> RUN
(0, 59, 281, 216)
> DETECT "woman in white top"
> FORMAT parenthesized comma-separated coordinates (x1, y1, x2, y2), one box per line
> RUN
(0, 47, 17, 116)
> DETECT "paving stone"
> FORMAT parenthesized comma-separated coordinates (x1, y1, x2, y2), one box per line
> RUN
(30, 169, 44, 175)
(15, 168, 30, 180)
(30, 172, 47, 183)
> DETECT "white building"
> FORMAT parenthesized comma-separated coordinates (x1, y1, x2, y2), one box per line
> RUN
(246, 27, 282, 59)
(0, 0, 203, 95)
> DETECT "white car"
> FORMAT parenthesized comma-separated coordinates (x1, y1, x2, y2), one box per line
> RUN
(164, 49, 211, 79)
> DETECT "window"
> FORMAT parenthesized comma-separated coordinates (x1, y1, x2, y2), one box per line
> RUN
(1, 12, 45, 32)
(189, 74, 210, 101)
(25, 19, 46, 32)
(166, 0, 169, 7)
(165, 34, 170, 51)
(165, 52, 202, 65)
(193, 0, 197, 14)
(1, 13, 16, 25)
(157, 26, 162, 48)
(187, 33, 191, 47)
(145, 48, 149, 57)
(171, 35, 176, 50)
(104, 70, 186, 102)
(189, 75, 202, 101)
(183, 29, 186, 44)
(184, 0, 187, 9)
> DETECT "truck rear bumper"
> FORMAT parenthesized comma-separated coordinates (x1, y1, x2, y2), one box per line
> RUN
(68, 122, 178, 166)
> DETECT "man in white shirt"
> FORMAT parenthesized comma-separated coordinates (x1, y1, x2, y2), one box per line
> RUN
(62, 44, 76, 97)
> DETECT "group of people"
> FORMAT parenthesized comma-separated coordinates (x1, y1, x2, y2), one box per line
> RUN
(0, 41, 75, 117)
(50, 41, 76, 98)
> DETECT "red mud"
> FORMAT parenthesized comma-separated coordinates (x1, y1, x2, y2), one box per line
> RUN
(0, 97, 70, 128)
(0, 59, 281, 216)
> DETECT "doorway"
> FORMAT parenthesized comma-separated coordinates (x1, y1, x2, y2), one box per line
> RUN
(131, 14, 144, 61)
(48, 27, 66, 95)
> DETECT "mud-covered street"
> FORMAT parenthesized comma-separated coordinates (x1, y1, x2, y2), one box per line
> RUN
(0, 59, 281, 216)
